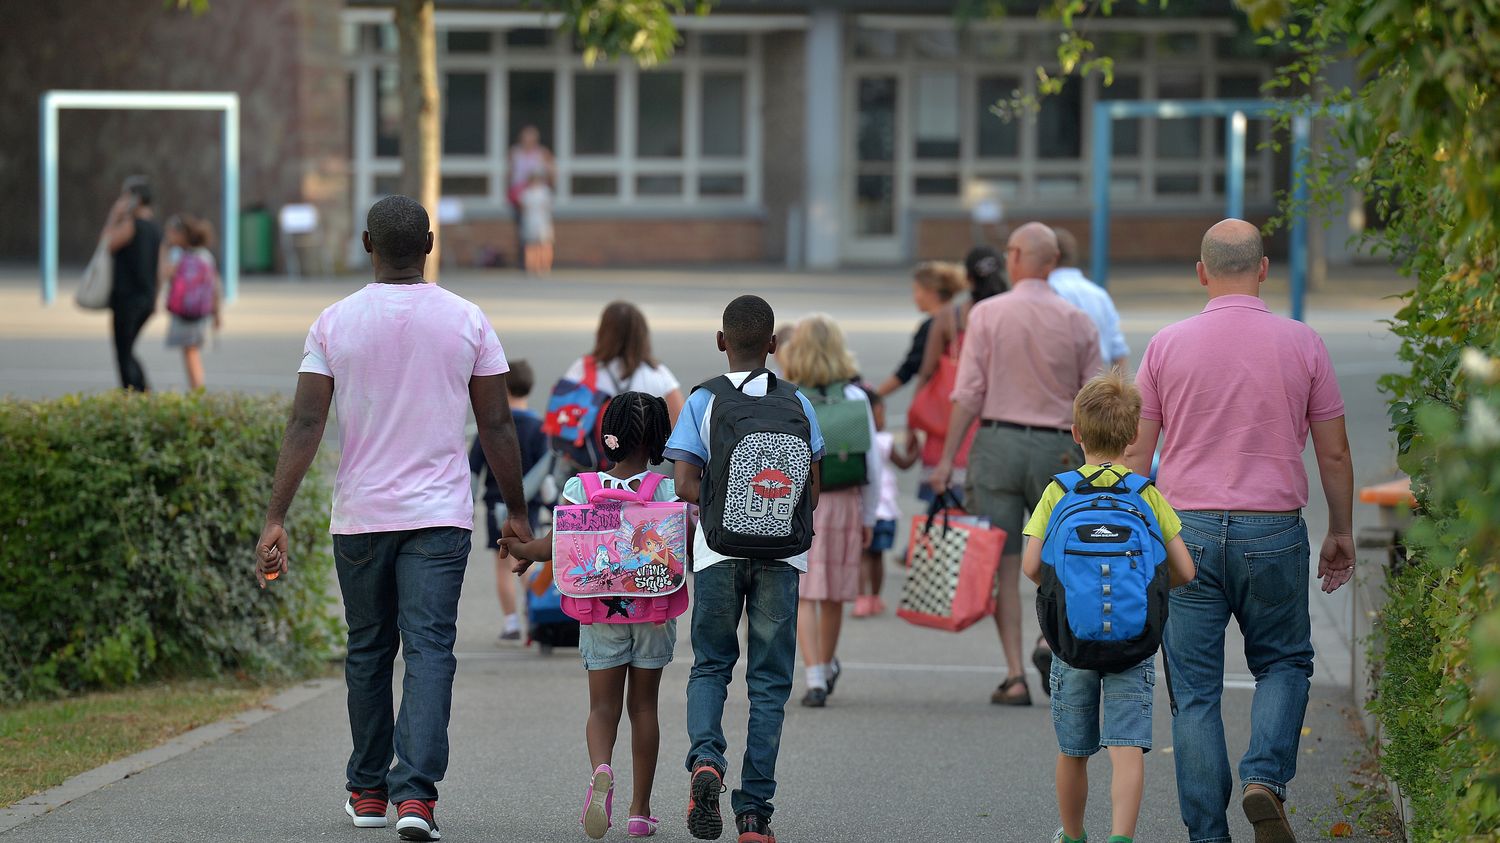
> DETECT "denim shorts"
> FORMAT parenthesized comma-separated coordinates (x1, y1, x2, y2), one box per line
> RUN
(866, 519, 897, 553)
(1050, 656, 1155, 757)
(578, 619, 677, 671)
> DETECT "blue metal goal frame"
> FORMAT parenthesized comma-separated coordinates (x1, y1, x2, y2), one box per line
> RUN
(1089, 99, 1319, 321)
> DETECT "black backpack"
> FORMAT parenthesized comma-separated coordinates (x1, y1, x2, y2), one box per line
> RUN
(696, 369, 815, 560)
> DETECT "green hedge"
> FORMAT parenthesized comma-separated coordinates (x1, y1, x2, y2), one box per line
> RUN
(0, 392, 337, 701)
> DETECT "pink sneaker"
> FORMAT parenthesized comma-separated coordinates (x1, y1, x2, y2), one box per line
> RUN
(852, 595, 873, 617)
(628, 815, 660, 838)
(581, 764, 613, 839)
(871, 595, 887, 615)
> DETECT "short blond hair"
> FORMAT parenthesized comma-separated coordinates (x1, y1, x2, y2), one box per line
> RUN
(782, 314, 858, 388)
(912, 261, 967, 301)
(1073, 371, 1141, 458)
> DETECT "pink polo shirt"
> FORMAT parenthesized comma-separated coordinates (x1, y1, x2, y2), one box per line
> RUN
(950, 279, 1101, 429)
(1136, 294, 1344, 511)
(299, 283, 509, 534)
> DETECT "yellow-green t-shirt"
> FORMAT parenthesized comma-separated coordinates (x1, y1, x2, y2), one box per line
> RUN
(1022, 464, 1182, 543)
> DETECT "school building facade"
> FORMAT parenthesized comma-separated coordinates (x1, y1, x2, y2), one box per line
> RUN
(353, 0, 1294, 268)
(7, 0, 1340, 272)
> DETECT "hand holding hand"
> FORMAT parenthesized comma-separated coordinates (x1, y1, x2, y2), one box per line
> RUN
(862, 526, 874, 549)
(1317, 532, 1355, 593)
(501, 515, 534, 554)
(255, 522, 289, 588)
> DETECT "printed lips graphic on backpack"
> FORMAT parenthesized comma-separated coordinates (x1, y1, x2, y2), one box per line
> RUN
(694, 368, 814, 559)
(1036, 466, 1171, 674)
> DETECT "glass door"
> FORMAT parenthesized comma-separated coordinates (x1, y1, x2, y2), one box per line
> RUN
(843, 74, 902, 263)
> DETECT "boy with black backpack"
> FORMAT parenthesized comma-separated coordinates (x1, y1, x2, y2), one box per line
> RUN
(665, 295, 825, 843)
(1021, 371, 1196, 843)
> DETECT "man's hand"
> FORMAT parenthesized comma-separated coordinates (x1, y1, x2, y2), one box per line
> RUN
(255, 522, 289, 588)
(1317, 532, 1355, 593)
(928, 459, 953, 495)
(500, 515, 534, 556)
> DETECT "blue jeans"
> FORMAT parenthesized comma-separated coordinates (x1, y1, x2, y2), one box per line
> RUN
(1165, 512, 1313, 843)
(334, 527, 470, 803)
(685, 560, 800, 819)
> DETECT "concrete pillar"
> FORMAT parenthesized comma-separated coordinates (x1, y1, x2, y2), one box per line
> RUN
(803, 8, 843, 269)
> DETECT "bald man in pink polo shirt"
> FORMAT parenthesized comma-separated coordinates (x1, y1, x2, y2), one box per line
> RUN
(1124, 219, 1354, 843)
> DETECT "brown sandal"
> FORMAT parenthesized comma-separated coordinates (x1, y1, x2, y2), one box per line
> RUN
(990, 674, 1032, 706)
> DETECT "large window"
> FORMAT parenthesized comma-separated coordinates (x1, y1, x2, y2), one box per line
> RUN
(848, 21, 1274, 209)
(347, 27, 759, 209)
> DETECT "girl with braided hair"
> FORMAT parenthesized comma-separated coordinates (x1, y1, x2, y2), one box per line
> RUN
(504, 391, 683, 840)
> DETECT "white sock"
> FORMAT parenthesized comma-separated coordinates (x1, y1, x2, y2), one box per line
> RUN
(504, 613, 521, 633)
(806, 664, 827, 690)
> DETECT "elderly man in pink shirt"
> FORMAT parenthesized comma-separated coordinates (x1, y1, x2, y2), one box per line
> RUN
(1123, 219, 1354, 843)
(930, 222, 1101, 706)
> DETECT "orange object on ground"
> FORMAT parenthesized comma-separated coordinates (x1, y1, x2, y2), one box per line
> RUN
(1358, 477, 1416, 509)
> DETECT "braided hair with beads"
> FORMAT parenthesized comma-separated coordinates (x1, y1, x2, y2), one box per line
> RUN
(599, 391, 671, 465)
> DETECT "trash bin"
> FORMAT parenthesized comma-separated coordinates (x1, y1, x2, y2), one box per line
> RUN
(239, 205, 274, 273)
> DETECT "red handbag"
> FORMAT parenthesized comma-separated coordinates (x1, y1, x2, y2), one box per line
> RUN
(898, 494, 1006, 633)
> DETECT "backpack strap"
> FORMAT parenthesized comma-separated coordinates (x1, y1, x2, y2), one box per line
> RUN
(1119, 471, 1154, 495)
(1052, 470, 1088, 495)
(635, 472, 665, 501)
(580, 471, 605, 501)
(698, 368, 779, 397)
(582, 356, 598, 390)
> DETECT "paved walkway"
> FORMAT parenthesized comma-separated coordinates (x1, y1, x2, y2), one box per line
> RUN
(0, 265, 1402, 841)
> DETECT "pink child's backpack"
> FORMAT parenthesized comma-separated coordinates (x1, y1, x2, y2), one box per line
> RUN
(552, 473, 691, 625)
(167, 250, 217, 319)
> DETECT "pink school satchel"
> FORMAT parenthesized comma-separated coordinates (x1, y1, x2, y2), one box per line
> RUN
(552, 473, 691, 624)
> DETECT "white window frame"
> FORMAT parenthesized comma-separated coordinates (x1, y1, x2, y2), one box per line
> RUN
(844, 16, 1276, 217)
(344, 18, 763, 216)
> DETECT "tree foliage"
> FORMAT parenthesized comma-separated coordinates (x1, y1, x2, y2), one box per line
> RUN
(1032, 0, 1500, 837)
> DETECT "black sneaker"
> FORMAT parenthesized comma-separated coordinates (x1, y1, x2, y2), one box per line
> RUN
(395, 799, 440, 841)
(800, 687, 827, 708)
(736, 812, 777, 843)
(686, 761, 726, 840)
(825, 658, 843, 696)
(344, 788, 388, 828)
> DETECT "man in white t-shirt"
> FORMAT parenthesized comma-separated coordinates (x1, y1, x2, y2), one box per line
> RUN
(255, 195, 533, 842)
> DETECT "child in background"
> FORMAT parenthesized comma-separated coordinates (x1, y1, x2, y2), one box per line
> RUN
(783, 314, 883, 708)
(854, 395, 899, 617)
(1021, 372, 1196, 843)
(504, 392, 680, 840)
(158, 215, 222, 390)
(470, 359, 549, 642)
(521, 171, 554, 275)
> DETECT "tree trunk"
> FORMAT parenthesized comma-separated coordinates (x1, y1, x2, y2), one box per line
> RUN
(396, 0, 441, 280)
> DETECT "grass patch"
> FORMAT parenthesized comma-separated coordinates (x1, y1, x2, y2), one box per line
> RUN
(0, 680, 282, 807)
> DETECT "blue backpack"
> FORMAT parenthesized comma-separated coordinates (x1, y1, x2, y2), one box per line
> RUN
(543, 356, 620, 471)
(1037, 466, 1170, 675)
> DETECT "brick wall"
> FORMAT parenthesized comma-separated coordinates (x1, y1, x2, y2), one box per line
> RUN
(0, 0, 348, 269)
(914, 212, 1287, 264)
(441, 217, 767, 268)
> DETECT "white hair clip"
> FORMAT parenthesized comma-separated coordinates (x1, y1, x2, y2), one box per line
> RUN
(604, 434, 620, 450)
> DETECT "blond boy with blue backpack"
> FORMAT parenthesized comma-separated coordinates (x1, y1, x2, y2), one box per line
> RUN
(1022, 372, 1197, 843)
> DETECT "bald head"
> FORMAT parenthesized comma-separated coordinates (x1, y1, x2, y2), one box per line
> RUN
(1200, 219, 1265, 280)
(1007, 222, 1060, 280)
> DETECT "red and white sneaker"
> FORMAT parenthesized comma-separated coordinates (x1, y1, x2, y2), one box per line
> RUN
(395, 799, 441, 841)
(344, 788, 389, 828)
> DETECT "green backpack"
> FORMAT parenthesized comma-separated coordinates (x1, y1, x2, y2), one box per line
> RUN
(805, 381, 872, 491)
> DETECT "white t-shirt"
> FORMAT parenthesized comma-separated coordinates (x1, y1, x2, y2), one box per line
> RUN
(299, 283, 508, 534)
(560, 471, 678, 506)
(562, 356, 681, 400)
(873, 431, 902, 521)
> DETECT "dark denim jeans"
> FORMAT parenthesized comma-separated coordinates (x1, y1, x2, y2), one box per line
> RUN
(685, 559, 800, 820)
(334, 526, 470, 803)
(1165, 512, 1314, 843)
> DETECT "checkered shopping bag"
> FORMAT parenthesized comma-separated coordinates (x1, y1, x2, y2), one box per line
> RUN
(898, 494, 1006, 632)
